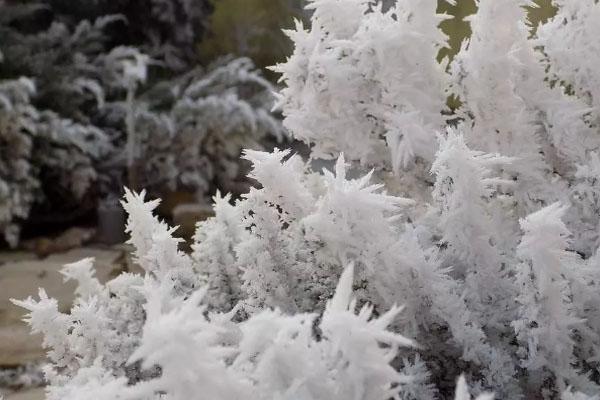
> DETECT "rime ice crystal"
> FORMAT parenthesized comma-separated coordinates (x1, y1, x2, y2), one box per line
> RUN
(14, 0, 600, 398)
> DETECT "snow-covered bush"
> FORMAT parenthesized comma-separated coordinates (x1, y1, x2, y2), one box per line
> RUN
(14, 191, 413, 399)
(15, 190, 485, 400)
(15, 0, 600, 398)
(0, 1, 283, 245)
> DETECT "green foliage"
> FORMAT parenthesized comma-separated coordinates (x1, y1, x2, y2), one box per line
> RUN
(439, 0, 556, 110)
(438, 0, 556, 62)
(200, 0, 305, 75)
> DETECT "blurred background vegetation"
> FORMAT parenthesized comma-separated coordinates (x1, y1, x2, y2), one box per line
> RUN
(199, 0, 306, 78)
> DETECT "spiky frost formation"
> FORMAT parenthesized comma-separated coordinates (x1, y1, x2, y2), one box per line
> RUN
(15, 0, 600, 398)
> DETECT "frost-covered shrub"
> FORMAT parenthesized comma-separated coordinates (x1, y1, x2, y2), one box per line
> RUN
(15, 0, 600, 398)
(15, 190, 485, 400)
(14, 191, 415, 400)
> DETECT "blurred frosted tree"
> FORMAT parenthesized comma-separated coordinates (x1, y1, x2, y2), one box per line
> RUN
(0, 0, 283, 246)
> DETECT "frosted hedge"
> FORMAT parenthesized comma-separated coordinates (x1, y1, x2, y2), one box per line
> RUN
(14, 0, 600, 398)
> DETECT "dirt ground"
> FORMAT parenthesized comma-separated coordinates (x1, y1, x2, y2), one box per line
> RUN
(0, 246, 133, 399)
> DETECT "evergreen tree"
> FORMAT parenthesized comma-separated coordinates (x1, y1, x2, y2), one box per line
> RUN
(0, 0, 283, 246)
